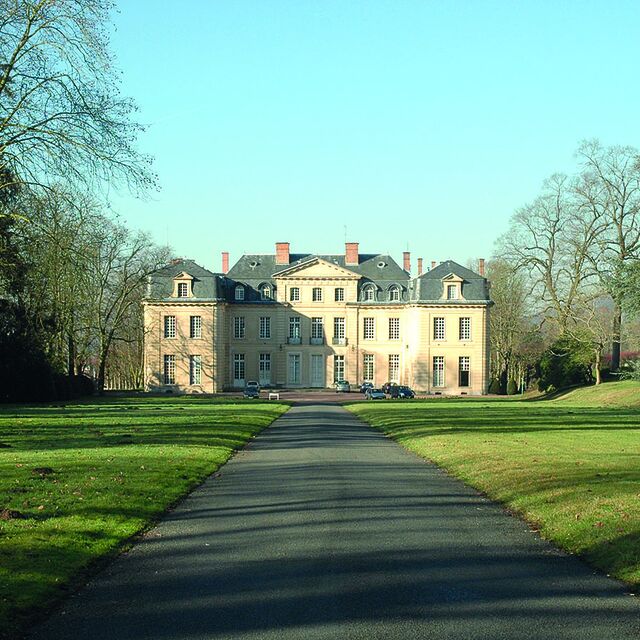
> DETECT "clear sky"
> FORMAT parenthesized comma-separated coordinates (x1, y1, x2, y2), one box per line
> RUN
(109, 0, 640, 273)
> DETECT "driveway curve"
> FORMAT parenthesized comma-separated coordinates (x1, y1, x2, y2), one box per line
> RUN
(31, 404, 639, 639)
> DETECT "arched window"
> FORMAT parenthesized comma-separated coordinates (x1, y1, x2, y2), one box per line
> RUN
(388, 285, 400, 302)
(363, 285, 376, 302)
(235, 285, 245, 301)
(259, 283, 271, 300)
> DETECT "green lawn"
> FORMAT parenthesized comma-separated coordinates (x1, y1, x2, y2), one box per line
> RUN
(348, 381, 640, 587)
(0, 396, 288, 639)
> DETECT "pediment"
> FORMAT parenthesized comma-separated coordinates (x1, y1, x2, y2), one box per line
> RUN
(273, 257, 361, 280)
(441, 273, 464, 283)
(173, 271, 195, 280)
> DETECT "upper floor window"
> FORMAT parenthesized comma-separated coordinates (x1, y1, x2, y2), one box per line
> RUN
(289, 316, 301, 338)
(312, 287, 323, 302)
(335, 287, 345, 302)
(235, 285, 245, 301)
(259, 316, 271, 339)
(177, 282, 189, 297)
(164, 315, 176, 338)
(260, 283, 272, 300)
(290, 287, 300, 302)
(363, 317, 375, 340)
(459, 317, 471, 341)
(389, 317, 400, 340)
(433, 317, 445, 341)
(311, 317, 324, 339)
(363, 285, 376, 302)
(333, 317, 345, 339)
(190, 315, 202, 338)
(389, 286, 400, 302)
(234, 316, 245, 339)
(447, 284, 458, 300)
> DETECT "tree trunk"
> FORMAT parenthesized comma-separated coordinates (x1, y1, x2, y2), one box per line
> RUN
(594, 349, 602, 385)
(611, 303, 622, 371)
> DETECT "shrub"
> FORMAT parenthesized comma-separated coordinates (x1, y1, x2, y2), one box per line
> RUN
(619, 360, 640, 381)
(537, 335, 594, 392)
(488, 379, 501, 394)
(507, 379, 518, 395)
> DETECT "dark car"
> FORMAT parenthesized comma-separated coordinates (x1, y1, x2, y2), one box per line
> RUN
(243, 386, 260, 399)
(334, 380, 351, 393)
(360, 382, 374, 394)
(367, 388, 386, 400)
(381, 382, 399, 394)
(389, 385, 415, 399)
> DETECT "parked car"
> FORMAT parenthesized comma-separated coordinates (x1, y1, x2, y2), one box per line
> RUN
(334, 380, 351, 393)
(360, 382, 374, 394)
(381, 382, 399, 394)
(243, 385, 260, 399)
(246, 380, 260, 392)
(367, 388, 386, 400)
(388, 385, 415, 399)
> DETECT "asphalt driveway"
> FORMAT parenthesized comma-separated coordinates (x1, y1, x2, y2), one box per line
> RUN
(31, 404, 640, 639)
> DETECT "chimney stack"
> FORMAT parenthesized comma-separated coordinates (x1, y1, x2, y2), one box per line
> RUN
(417, 257, 423, 275)
(403, 251, 411, 273)
(431, 260, 437, 270)
(221, 251, 229, 274)
(345, 242, 359, 266)
(478, 258, 485, 277)
(275, 242, 290, 265)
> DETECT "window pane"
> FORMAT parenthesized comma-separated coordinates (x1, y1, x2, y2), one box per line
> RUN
(363, 354, 374, 381)
(333, 317, 345, 338)
(163, 355, 175, 384)
(289, 316, 301, 338)
(290, 287, 300, 301)
(389, 354, 400, 383)
(433, 317, 445, 340)
(190, 355, 202, 385)
(333, 355, 345, 382)
(459, 317, 471, 340)
(259, 316, 271, 339)
(447, 284, 458, 299)
(178, 283, 188, 297)
(235, 286, 244, 301)
(311, 317, 324, 339)
(459, 356, 470, 387)
(312, 287, 322, 301)
(335, 288, 344, 302)
(234, 316, 245, 339)
(164, 316, 176, 338)
(433, 356, 445, 387)
(389, 317, 400, 340)
(190, 316, 202, 338)
(363, 317, 375, 340)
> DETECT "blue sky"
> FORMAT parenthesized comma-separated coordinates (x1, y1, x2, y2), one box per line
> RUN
(109, 0, 640, 273)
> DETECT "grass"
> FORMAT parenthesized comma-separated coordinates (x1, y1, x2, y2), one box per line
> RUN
(0, 396, 288, 639)
(348, 380, 640, 587)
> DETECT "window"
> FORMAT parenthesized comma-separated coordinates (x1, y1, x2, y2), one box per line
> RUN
(233, 353, 245, 383)
(234, 316, 245, 339)
(235, 285, 245, 301)
(447, 284, 458, 300)
(164, 315, 176, 338)
(312, 287, 322, 302)
(163, 355, 175, 384)
(334, 355, 345, 382)
(333, 317, 345, 342)
(260, 284, 271, 300)
(363, 317, 375, 340)
(459, 356, 470, 387)
(289, 316, 301, 338)
(363, 285, 375, 301)
(433, 356, 445, 387)
(190, 316, 202, 338)
(190, 355, 202, 385)
(259, 316, 271, 339)
(311, 317, 324, 340)
(335, 287, 345, 302)
(389, 286, 400, 301)
(289, 287, 300, 302)
(389, 317, 400, 340)
(288, 353, 301, 384)
(389, 354, 400, 383)
(459, 317, 471, 341)
(363, 354, 374, 382)
(177, 282, 189, 297)
(433, 317, 445, 341)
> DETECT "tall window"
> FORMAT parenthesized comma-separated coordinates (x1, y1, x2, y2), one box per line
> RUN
(233, 353, 245, 382)
(189, 355, 202, 385)
(389, 317, 400, 340)
(459, 317, 471, 340)
(433, 317, 445, 341)
(234, 316, 245, 339)
(260, 284, 271, 300)
(363, 354, 374, 382)
(177, 282, 189, 297)
(164, 315, 176, 338)
(289, 287, 300, 302)
(363, 285, 375, 301)
(190, 316, 202, 338)
(363, 317, 375, 340)
(459, 356, 470, 387)
(333, 317, 345, 340)
(389, 286, 400, 301)
(335, 287, 345, 302)
(433, 356, 445, 387)
(163, 355, 175, 384)
(447, 284, 458, 300)
(235, 285, 245, 301)
(312, 287, 322, 302)
(259, 316, 271, 339)
(289, 316, 301, 338)
(334, 355, 345, 382)
(311, 317, 324, 340)
(388, 354, 400, 383)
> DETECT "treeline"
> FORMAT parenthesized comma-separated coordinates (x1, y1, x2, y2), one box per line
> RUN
(488, 140, 640, 393)
(0, 1, 169, 401)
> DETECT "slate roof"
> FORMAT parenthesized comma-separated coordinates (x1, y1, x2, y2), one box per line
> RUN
(146, 259, 224, 300)
(413, 260, 490, 302)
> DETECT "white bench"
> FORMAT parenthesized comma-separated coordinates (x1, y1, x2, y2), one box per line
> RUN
(268, 392, 280, 401)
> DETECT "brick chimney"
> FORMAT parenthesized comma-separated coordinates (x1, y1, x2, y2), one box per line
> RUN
(403, 251, 411, 273)
(345, 242, 359, 266)
(431, 260, 437, 270)
(221, 251, 229, 274)
(417, 257, 423, 275)
(478, 258, 485, 277)
(275, 242, 290, 265)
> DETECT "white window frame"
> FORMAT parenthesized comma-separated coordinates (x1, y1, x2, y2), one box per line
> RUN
(447, 284, 458, 300)
(311, 317, 324, 339)
(289, 316, 301, 338)
(389, 317, 400, 340)
(235, 285, 245, 301)
(459, 356, 470, 387)
(459, 317, 471, 341)
(388, 354, 400, 383)
(333, 317, 345, 341)
(363, 354, 374, 382)
(259, 316, 271, 339)
(312, 287, 323, 302)
(333, 355, 345, 382)
(389, 286, 400, 302)
(433, 317, 446, 341)
(233, 353, 245, 383)
(164, 315, 176, 339)
(163, 354, 175, 385)
(335, 287, 345, 302)
(290, 287, 300, 302)
(433, 355, 445, 387)
(288, 353, 301, 384)
(190, 315, 202, 339)
(260, 284, 271, 300)
(363, 317, 375, 340)
(177, 282, 189, 298)
(234, 316, 245, 339)
(189, 355, 202, 385)
(363, 285, 375, 301)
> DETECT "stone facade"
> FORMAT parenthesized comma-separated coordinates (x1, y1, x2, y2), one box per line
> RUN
(143, 243, 492, 394)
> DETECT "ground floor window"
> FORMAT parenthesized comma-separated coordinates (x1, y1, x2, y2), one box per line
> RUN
(363, 354, 374, 382)
(233, 354, 245, 384)
(259, 353, 271, 385)
(433, 356, 445, 387)
(334, 355, 345, 382)
(388, 354, 400, 383)
(190, 355, 202, 385)
(288, 353, 301, 384)
(459, 356, 470, 387)
(163, 354, 175, 384)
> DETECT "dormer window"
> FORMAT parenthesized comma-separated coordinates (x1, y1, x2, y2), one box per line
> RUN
(389, 286, 400, 302)
(447, 284, 458, 300)
(235, 285, 245, 301)
(363, 285, 376, 302)
(177, 282, 189, 297)
(260, 284, 271, 300)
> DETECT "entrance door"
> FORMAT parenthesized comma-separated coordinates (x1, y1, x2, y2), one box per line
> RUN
(233, 354, 245, 387)
(288, 354, 301, 385)
(259, 353, 271, 386)
(310, 354, 325, 388)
